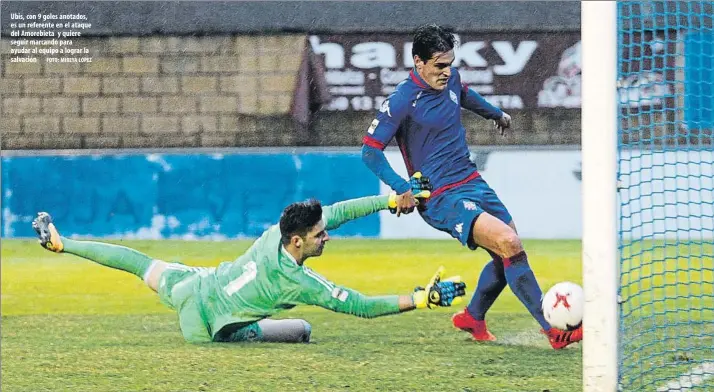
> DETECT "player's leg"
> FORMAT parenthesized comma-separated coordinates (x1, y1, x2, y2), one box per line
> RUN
(257, 319, 312, 343)
(463, 221, 518, 325)
(213, 319, 312, 343)
(468, 250, 506, 320)
(419, 192, 501, 341)
(469, 180, 582, 349)
(32, 212, 166, 292)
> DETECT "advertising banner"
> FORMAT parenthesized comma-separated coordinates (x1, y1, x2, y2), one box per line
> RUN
(309, 32, 582, 112)
(1, 152, 380, 239)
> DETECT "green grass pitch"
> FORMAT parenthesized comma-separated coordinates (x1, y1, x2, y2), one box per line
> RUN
(2, 239, 583, 392)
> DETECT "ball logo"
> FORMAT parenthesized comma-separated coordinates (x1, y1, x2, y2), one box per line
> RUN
(552, 292, 571, 310)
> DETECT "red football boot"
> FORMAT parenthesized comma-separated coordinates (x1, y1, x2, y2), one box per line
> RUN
(452, 309, 497, 341)
(544, 324, 583, 350)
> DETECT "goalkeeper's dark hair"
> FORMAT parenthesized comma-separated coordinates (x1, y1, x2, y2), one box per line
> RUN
(280, 199, 323, 245)
(412, 24, 457, 62)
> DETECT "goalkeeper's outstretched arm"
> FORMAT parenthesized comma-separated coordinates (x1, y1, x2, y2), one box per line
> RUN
(321, 195, 390, 230)
(291, 266, 466, 319)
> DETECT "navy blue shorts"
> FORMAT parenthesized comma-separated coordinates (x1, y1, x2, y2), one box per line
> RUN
(419, 174, 513, 250)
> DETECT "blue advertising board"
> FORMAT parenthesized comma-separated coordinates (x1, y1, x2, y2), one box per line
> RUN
(1, 151, 380, 239)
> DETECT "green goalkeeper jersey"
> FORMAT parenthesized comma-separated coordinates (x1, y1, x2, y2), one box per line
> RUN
(173, 195, 400, 340)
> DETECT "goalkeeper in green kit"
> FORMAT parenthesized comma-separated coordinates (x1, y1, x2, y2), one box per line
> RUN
(32, 174, 466, 344)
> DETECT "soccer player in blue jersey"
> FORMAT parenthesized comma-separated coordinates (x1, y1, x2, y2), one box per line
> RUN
(361, 24, 582, 349)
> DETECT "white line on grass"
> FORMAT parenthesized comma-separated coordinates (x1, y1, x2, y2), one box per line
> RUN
(655, 362, 714, 391)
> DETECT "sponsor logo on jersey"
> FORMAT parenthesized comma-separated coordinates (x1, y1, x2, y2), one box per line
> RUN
(367, 119, 379, 134)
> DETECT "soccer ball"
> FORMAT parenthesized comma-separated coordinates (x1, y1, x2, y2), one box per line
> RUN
(542, 281, 584, 331)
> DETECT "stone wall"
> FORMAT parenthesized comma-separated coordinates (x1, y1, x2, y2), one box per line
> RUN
(1, 33, 583, 150)
(1, 35, 306, 149)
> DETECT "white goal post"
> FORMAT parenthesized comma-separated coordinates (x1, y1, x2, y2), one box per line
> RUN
(582, 1, 619, 392)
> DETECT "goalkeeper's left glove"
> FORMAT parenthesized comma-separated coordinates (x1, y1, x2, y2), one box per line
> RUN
(412, 266, 467, 309)
(388, 172, 433, 214)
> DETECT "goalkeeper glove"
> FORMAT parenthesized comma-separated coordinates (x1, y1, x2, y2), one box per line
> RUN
(388, 172, 433, 214)
(412, 266, 467, 309)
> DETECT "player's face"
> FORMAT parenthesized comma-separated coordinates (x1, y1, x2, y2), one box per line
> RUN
(414, 49, 455, 90)
(304, 219, 329, 257)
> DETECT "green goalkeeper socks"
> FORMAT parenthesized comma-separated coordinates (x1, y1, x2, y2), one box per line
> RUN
(61, 238, 154, 280)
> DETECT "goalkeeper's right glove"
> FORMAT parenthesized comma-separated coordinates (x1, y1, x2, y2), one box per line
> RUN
(388, 172, 433, 214)
(412, 266, 467, 309)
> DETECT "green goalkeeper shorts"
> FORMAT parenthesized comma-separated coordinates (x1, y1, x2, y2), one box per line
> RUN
(157, 263, 263, 343)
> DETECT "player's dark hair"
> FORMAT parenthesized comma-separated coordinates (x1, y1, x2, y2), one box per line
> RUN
(412, 24, 456, 62)
(280, 199, 323, 245)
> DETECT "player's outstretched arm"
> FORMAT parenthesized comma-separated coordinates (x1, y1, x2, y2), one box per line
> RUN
(460, 81, 504, 120)
(361, 145, 418, 217)
(460, 84, 512, 136)
(292, 266, 466, 318)
(321, 195, 391, 230)
(322, 173, 432, 229)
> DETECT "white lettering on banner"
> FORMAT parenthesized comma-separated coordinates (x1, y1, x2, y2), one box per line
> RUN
(324, 93, 522, 111)
(309, 36, 345, 68)
(458, 69, 494, 85)
(491, 41, 538, 75)
(403, 42, 413, 68)
(329, 86, 366, 95)
(325, 95, 387, 112)
(454, 41, 487, 67)
(309, 35, 538, 74)
(382, 85, 396, 95)
(326, 96, 349, 111)
(483, 95, 524, 109)
(310, 35, 542, 112)
(351, 96, 373, 111)
(471, 85, 494, 94)
(380, 69, 410, 85)
(325, 70, 365, 85)
(350, 42, 397, 68)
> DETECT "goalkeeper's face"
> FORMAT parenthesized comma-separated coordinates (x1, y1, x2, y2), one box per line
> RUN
(303, 219, 329, 258)
(414, 49, 454, 91)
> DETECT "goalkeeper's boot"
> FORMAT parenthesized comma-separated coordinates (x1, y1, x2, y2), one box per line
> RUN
(452, 309, 496, 342)
(544, 324, 583, 350)
(32, 212, 64, 252)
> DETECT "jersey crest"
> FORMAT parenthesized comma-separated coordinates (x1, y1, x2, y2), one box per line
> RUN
(450, 90, 458, 105)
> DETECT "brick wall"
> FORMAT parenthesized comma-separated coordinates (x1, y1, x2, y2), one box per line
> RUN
(1, 35, 306, 149)
(1, 33, 584, 150)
